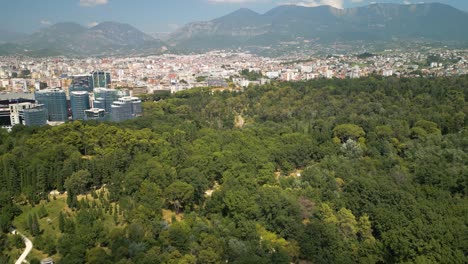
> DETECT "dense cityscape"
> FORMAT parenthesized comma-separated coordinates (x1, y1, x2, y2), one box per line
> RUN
(0, 47, 466, 130)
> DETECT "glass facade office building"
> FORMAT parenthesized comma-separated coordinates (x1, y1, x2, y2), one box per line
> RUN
(84, 108, 106, 121)
(92, 71, 111, 88)
(93, 88, 119, 113)
(93, 100, 105, 111)
(70, 91, 90, 120)
(110, 97, 142, 122)
(131, 98, 143, 117)
(35, 88, 68, 122)
(71, 71, 110, 92)
(0, 107, 10, 126)
(111, 101, 132, 122)
(23, 105, 48, 126)
(70, 75, 94, 92)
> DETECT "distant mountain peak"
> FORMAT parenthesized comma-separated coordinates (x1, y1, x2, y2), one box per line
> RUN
(213, 7, 260, 23)
(7, 21, 163, 56)
(368, 2, 454, 8)
(169, 2, 468, 49)
(44, 22, 87, 33)
(49, 22, 84, 27)
(232, 8, 259, 15)
(87, 21, 155, 45)
(265, 4, 337, 13)
(91, 21, 132, 29)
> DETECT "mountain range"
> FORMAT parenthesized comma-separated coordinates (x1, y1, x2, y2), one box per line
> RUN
(0, 22, 164, 57)
(1, 2, 467, 56)
(168, 2, 468, 49)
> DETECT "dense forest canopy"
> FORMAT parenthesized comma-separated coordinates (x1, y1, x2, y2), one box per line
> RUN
(0, 76, 467, 263)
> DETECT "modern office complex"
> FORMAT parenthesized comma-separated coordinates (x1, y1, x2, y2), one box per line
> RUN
(23, 105, 48, 126)
(92, 100, 105, 111)
(92, 71, 111, 88)
(93, 88, 119, 113)
(35, 88, 68, 122)
(70, 71, 111, 92)
(110, 97, 142, 122)
(0, 99, 47, 128)
(70, 91, 90, 120)
(84, 108, 106, 121)
(130, 97, 143, 117)
(70, 75, 94, 93)
(1, 99, 35, 126)
(110, 100, 132, 122)
(0, 106, 10, 127)
(9, 102, 36, 126)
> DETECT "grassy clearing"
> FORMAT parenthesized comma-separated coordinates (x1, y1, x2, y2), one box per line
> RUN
(12, 194, 67, 262)
(11, 187, 123, 263)
(76, 188, 124, 231)
(27, 248, 48, 263)
(13, 195, 67, 239)
(162, 209, 184, 224)
(288, 169, 303, 178)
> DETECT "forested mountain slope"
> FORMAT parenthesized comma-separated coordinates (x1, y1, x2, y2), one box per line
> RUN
(1, 76, 467, 263)
(169, 3, 468, 49)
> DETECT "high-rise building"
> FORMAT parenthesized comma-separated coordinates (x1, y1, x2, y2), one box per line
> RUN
(70, 91, 90, 120)
(0, 105, 10, 127)
(84, 108, 106, 121)
(92, 71, 111, 88)
(34, 81, 48, 91)
(130, 97, 143, 117)
(0, 99, 47, 128)
(9, 102, 34, 126)
(70, 75, 94, 92)
(35, 88, 68, 122)
(93, 88, 119, 113)
(111, 101, 132, 122)
(92, 99, 105, 111)
(23, 105, 48, 126)
(110, 96, 142, 122)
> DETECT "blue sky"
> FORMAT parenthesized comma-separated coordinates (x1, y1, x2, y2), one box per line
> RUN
(2, 0, 468, 34)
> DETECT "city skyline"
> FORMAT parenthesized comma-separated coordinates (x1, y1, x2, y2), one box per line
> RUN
(2, 0, 468, 34)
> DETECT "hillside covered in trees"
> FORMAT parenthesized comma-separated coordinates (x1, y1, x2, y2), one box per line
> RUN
(0, 76, 467, 263)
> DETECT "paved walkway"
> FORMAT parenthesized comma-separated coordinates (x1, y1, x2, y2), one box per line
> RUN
(11, 230, 33, 264)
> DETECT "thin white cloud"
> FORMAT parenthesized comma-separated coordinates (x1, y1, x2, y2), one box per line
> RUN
(210, 0, 346, 9)
(208, 0, 269, 3)
(88, 22, 99, 27)
(80, 0, 108, 7)
(281, 0, 344, 9)
(40, 20, 52, 26)
(208, 0, 419, 9)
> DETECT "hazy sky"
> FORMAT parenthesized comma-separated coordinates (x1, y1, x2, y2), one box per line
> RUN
(2, 0, 468, 34)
